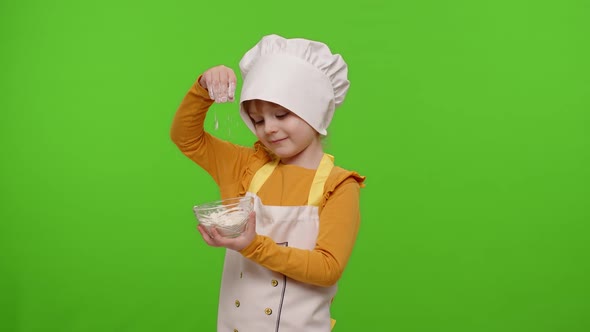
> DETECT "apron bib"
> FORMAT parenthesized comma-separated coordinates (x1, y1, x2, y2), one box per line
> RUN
(217, 154, 336, 332)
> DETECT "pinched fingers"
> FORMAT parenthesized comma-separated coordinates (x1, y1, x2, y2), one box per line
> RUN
(200, 65, 237, 103)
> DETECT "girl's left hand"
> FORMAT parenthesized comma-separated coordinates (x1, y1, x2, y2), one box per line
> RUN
(197, 211, 257, 252)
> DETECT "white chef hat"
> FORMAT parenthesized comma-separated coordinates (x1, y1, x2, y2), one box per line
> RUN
(238, 34, 350, 136)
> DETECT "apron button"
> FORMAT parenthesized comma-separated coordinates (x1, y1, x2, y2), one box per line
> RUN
(234, 329, 238, 332)
(235, 300, 240, 307)
(264, 308, 272, 315)
(271, 279, 278, 287)
(240, 272, 243, 279)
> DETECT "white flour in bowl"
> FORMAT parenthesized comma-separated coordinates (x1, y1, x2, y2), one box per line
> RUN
(200, 208, 248, 227)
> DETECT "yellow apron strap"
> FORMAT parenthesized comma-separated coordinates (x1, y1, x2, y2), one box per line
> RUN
(330, 318, 336, 330)
(248, 154, 334, 206)
(248, 158, 280, 195)
(308, 154, 334, 206)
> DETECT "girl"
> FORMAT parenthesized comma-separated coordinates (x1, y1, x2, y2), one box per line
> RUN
(171, 34, 365, 332)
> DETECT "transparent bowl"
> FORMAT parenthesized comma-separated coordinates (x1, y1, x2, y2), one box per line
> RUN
(193, 196, 254, 238)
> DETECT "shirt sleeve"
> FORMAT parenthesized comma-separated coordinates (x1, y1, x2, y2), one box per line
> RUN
(239, 177, 362, 287)
(170, 79, 255, 195)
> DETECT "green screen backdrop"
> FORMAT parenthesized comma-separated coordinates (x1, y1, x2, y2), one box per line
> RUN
(1, 0, 589, 331)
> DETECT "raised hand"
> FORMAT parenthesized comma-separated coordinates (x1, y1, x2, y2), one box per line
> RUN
(199, 65, 237, 103)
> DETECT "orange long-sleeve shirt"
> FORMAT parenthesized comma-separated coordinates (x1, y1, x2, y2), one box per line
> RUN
(170, 80, 365, 287)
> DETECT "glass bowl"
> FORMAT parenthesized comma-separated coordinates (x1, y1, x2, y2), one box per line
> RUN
(193, 196, 254, 238)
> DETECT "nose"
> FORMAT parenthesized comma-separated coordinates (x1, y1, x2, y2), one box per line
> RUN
(264, 118, 278, 135)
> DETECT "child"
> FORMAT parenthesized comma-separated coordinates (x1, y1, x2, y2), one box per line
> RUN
(171, 34, 365, 332)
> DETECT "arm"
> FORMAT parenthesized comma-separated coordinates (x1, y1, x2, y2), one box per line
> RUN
(240, 178, 362, 287)
(170, 77, 213, 152)
(170, 71, 253, 191)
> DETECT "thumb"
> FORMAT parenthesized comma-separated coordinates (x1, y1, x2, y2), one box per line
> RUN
(247, 211, 256, 232)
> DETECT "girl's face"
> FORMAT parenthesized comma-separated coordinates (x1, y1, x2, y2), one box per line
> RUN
(246, 100, 323, 168)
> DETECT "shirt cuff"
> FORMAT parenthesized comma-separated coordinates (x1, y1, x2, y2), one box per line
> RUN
(193, 75, 213, 100)
(239, 234, 266, 256)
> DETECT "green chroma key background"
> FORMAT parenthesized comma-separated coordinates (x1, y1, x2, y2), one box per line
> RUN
(1, 0, 588, 331)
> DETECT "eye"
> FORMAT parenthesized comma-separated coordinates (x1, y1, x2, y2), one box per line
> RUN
(276, 112, 289, 119)
(250, 117, 264, 125)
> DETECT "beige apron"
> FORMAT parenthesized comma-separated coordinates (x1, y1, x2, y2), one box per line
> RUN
(217, 154, 336, 332)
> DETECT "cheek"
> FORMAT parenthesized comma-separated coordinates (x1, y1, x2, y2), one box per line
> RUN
(254, 125, 265, 137)
(292, 119, 315, 135)
(285, 117, 304, 131)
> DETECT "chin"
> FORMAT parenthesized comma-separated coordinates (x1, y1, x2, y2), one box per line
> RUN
(272, 151, 293, 159)
(270, 149, 296, 160)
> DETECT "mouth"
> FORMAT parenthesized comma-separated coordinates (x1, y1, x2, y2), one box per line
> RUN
(269, 137, 287, 144)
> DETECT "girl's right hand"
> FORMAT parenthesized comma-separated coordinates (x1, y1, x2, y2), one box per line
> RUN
(199, 65, 237, 103)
